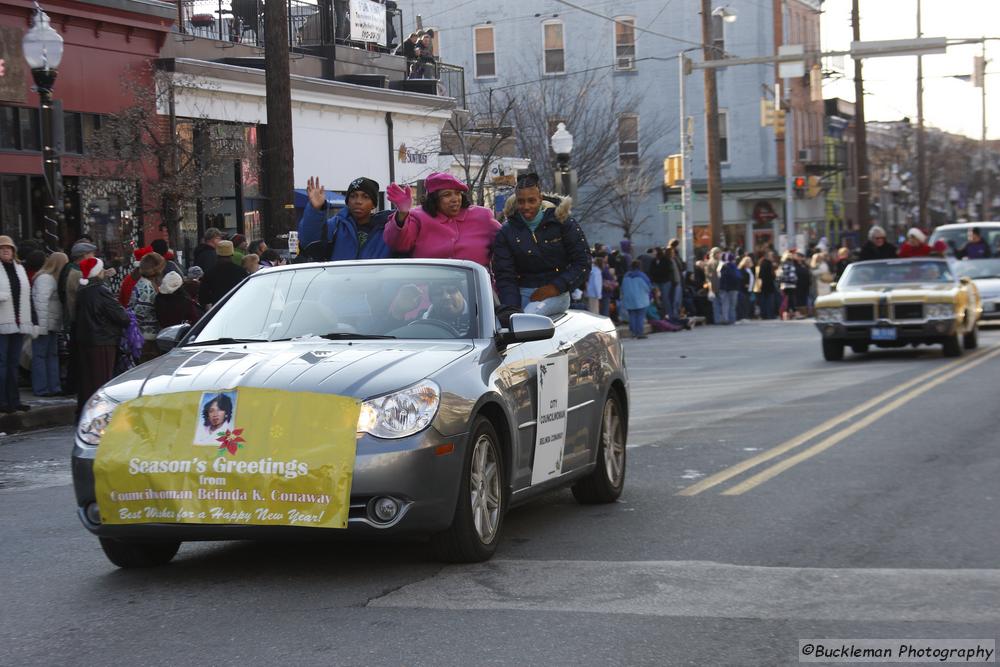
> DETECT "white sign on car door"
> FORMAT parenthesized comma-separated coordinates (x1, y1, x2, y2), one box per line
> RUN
(531, 355, 569, 485)
(349, 0, 386, 46)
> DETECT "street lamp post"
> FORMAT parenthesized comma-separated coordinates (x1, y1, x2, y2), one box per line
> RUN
(550, 122, 574, 199)
(22, 3, 65, 252)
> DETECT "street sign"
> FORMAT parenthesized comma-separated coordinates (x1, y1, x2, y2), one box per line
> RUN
(659, 202, 684, 212)
(778, 44, 805, 79)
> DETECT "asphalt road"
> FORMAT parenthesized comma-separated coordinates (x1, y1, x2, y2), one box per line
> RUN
(2, 322, 999, 666)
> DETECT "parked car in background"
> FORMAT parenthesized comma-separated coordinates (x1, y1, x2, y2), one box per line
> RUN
(928, 222, 1000, 257)
(954, 258, 1000, 322)
(814, 258, 981, 360)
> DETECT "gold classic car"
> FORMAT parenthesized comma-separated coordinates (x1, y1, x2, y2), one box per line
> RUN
(814, 258, 982, 361)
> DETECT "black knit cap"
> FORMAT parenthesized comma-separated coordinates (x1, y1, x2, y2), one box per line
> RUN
(347, 177, 380, 205)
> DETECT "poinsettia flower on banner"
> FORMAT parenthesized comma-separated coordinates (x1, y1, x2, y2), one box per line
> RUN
(216, 428, 246, 456)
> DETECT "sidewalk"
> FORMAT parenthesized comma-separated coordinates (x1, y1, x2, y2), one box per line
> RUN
(0, 388, 76, 435)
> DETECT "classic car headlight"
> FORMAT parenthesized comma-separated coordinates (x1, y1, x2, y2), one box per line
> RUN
(357, 379, 440, 439)
(77, 392, 118, 446)
(926, 303, 955, 319)
(815, 307, 844, 323)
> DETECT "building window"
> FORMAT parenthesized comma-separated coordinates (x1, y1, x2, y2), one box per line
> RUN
(473, 25, 496, 78)
(543, 20, 565, 74)
(614, 17, 636, 70)
(81, 113, 102, 153)
(0, 106, 16, 150)
(618, 113, 639, 168)
(718, 109, 729, 163)
(64, 111, 83, 155)
(19, 107, 39, 151)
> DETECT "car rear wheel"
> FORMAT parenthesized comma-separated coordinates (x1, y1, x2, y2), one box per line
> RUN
(850, 343, 869, 354)
(431, 417, 505, 563)
(942, 332, 962, 357)
(99, 538, 180, 568)
(572, 392, 626, 504)
(963, 322, 978, 350)
(822, 340, 844, 361)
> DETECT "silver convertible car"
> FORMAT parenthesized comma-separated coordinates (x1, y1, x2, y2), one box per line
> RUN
(72, 259, 629, 568)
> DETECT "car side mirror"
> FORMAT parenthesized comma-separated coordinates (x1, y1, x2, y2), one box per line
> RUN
(829, 282, 837, 292)
(497, 313, 555, 346)
(157, 323, 191, 352)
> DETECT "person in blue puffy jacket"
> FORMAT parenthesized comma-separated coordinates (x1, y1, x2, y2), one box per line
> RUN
(621, 260, 653, 339)
(717, 252, 742, 325)
(297, 176, 396, 260)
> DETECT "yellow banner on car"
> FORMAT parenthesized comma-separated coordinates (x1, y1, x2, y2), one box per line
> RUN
(94, 387, 360, 529)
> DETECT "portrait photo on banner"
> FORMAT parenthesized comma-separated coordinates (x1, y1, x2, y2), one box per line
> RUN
(193, 390, 239, 446)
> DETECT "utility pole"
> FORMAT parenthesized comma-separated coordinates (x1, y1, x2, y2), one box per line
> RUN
(263, 0, 296, 241)
(916, 0, 927, 228)
(981, 40, 990, 221)
(701, 0, 724, 247)
(852, 0, 871, 240)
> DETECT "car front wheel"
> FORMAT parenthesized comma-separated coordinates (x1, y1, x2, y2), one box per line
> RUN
(431, 417, 505, 563)
(942, 332, 962, 357)
(572, 392, 627, 504)
(822, 340, 844, 361)
(99, 538, 180, 568)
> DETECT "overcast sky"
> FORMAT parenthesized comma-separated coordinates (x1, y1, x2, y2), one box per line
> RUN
(820, 0, 1000, 140)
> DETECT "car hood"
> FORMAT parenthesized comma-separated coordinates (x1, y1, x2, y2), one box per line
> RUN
(101, 340, 475, 404)
(826, 283, 959, 301)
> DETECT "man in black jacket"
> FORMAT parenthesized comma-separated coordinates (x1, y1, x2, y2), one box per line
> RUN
(492, 173, 590, 316)
(74, 257, 130, 414)
(198, 240, 248, 310)
(859, 225, 898, 260)
(192, 227, 223, 274)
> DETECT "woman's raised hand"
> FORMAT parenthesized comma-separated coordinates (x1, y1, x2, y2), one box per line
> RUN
(307, 176, 326, 210)
(386, 183, 413, 214)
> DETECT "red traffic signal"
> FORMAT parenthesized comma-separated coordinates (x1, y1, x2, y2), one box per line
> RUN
(794, 176, 806, 189)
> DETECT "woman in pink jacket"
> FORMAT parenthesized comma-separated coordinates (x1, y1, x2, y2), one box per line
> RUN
(384, 172, 501, 269)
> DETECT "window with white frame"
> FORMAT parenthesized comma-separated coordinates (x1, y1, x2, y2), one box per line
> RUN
(718, 109, 729, 163)
(543, 20, 565, 74)
(474, 25, 496, 78)
(618, 114, 639, 168)
(614, 17, 636, 70)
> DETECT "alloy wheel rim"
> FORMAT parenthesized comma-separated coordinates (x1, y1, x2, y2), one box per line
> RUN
(470, 433, 501, 543)
(602, 398, 625, 485)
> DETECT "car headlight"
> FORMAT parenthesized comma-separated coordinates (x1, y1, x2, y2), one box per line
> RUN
(77, 393, 118, 446)
(357, 379, 440, 439)
(926, 303, 955, 319)
(816, 307, 844, 323)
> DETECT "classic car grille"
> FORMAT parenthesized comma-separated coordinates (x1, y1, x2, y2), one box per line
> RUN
(845, 305, 875, 321)
(893, 303, 924, 319)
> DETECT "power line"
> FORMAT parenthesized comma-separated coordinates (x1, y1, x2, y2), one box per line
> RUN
(551, 0, 703, 47)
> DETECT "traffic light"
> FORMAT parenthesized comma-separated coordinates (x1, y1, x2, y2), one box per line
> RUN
(807, 175, 822, 198)
(794, 176, 806, 198)
(663, 154, 683, 187)
(760, 99, 775, 128)
(774, 108, 786, 137)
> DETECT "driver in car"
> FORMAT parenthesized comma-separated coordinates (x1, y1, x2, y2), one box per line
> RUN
(422, 282, 472, 336)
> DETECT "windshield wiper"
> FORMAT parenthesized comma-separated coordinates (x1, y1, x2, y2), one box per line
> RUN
(318, 333, 396, 340)
(183, 337, 264, 347)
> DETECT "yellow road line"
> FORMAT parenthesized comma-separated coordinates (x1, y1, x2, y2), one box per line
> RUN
(675, 345, 994, 497)
(721, 345, 1000, 495)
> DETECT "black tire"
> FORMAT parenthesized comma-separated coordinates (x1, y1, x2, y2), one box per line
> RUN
(942, 332, 962, 357)
(431, 417, 506, 563)
(572, 392, 627, 504)
(99, 538, 180, 568)
(822, 339, 844, 361)
(850, 343, 869, 354)
(963, 322, 978, 350)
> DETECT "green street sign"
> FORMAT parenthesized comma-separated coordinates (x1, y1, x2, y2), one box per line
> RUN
(659, 203, 684, 212)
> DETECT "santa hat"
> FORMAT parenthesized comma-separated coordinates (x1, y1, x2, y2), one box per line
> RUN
(79, 257, 104, 285)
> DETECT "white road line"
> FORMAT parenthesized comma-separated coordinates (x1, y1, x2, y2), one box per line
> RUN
(369, 559, 1000, 623)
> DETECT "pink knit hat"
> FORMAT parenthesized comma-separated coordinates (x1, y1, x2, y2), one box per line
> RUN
(424, 172, 469, 195)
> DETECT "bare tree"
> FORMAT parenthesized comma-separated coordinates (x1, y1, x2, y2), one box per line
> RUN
(440, 94, 517, 206)
(600, 165, 660, 240)
(83, 62, 260, 237)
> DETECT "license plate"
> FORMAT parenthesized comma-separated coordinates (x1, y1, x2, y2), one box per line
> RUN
(871, 327, 897, 341)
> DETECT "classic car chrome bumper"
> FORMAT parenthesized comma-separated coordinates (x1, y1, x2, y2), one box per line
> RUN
(71, 427, 469, 540)
(814, 318, 958, 341)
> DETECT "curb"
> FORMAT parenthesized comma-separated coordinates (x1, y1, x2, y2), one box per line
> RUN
(0, 403, 76, 435)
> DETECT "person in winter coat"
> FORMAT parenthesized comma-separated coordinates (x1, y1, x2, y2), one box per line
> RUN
(648, 247, 674, 316)
(794, 251, 811, 317)
(898, 228, 931, 258)
(298, 176, 395, 260)
(198, 241, 248, 310)
(129, 252, 166, 363)
(810, 251, 834, 299)
(958, 227, 992, 259)
(834, 247, 852, 281)
(584, 257, 603, 314)
(192, 227, 222, 273)
(384, 172, 501, 269)
(74, 257, 130, 413)
(777, 251, 799, 320)
(737, 256, 755, 321)
(621, 260, 653, 339)
(118, 249, 143, 307)
(30, 251, 68, 396)
(665, 240, 685, 319)
(0, 236, 34, 412)
(755, 251, 778, 319)
(859, 225, 897, 260)
(493, 173, 590, 315)
(155, 271, 204, 329)
(717, 252, 742, 324)
(704, 247, 722, 324)
(150, 239, 183, 276)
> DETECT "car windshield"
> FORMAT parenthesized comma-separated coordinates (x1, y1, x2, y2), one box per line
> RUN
(954, 257, 1000, 280)
(187, 264, 479, 343)
(840, 260, 954, 286)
